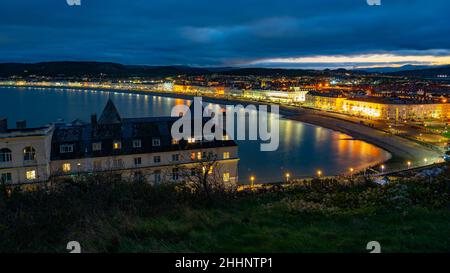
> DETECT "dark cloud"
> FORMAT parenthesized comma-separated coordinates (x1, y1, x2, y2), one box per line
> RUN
(0, 0, 449, 68)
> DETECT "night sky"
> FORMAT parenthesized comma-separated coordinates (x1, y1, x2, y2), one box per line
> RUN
(1, 0, 450, 69)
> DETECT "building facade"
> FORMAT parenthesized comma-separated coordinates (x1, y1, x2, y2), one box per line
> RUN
(304, 92, 450, 121)
(0, 100, 239, 186)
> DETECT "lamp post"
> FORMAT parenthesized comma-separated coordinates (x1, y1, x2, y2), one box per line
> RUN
(285, 172, 290, 183)
(317, 170, 322, 178)
(381, 164, 385, 173)
(407, 161, 412, 169)
(250, 176, 255, 189)
(349, 168, 354, 179)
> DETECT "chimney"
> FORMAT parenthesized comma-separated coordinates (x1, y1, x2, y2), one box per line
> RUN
(91, 114, 98, 126)
(0, 118, 7, 132)
(16, 120, 27, 129)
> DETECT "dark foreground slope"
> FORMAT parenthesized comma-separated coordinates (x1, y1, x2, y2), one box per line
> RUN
(0, 168, 449, 253)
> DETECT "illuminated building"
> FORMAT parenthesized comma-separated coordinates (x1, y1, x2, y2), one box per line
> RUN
(305, 92, 450, 121)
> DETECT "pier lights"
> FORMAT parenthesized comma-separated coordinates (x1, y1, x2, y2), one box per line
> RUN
(250, 176, 255, 189)
(407, 161, 412, 169)
(381, 165, 385, 173)
(317, 170, 322, 178)
(285, 172, 290, 183)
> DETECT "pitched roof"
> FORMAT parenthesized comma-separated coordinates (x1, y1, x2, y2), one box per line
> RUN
(98, 99, 122, 124)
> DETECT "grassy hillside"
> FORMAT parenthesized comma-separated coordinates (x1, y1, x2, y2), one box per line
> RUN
(0, 168, 449, 253)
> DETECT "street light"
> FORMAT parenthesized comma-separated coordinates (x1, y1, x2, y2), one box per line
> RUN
(317, 170, 322, 178)
(424, 158, 428, 164)
(349, 167, 354, 179)
(381, 165, 385, 173)
(407, 161, 412, 169)
(285, 172, 290, 183)
(250, 176, 255, 189)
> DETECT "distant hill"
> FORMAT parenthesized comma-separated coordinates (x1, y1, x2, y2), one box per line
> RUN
(0, 62, 214, 78)
(0, 61, 365, 78)
(355, 64, 448, 73)
(386, 65, 450, 78)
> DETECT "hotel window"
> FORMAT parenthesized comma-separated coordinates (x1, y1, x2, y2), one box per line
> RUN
(153, 156, 161, 163)
(172, 168, 179, 180)
(1, 173, 12, 183)
(23, 146, 36, 161)
(223, 172, 230, 183)
(133, 139, 142, 148)
(154, 170, 162, 183)
(92, 142, 102, 151)
(93, 160, 102, 171)
(172, 154, 179, 162)
(134, 157, 142, 166)
(62, 163, 71, 173)
(113, 141, 122, 150)
(152, 138, 161, 147)
(113, 159, 124, 168)
(26, 170, 36, 180)
(0, 148, 12, 162)
(223, 152, 230, 159)
(60, 144, 74, 154)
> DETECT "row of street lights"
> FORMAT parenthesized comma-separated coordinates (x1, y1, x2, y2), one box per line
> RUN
(249, 158, 431, 185)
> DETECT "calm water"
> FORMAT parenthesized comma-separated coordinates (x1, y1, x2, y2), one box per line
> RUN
(0, 86, 391, 183)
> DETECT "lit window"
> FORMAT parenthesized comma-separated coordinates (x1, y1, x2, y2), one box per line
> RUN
(113, 159, 124, 168)
(190, 152, 196, 160)
(152, 138, 161, 147)
(223, 135, 229, 141)
(1, 173, 12, 183)
(26, 170, 36, 180)
(223, 172, 230, 182)
(133, 139, 142, 148)
(0, 148, 12, 162)
(62, 163, 71, 173)
(172, 139, 179, 145)
(93, 160, 102, 171)
(223, 152, 230, 159)
(92, 142, 102, 151)
(113, 141, 122, 150)
(188, 137, 196, 143)
(23, 146, 36, 161)
(197, 152, 202, 160)
(60, 144, 74, 153)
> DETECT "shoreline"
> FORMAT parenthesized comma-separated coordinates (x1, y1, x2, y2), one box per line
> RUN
(1, 84, 442, 174)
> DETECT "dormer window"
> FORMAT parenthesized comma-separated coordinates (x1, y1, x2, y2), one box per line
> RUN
(152, 138, 161, 147)
(60, 144, 74, 154)
(92, 142, 102, 151)
(113, 141, 122, 150)
(133, 139, 142, 148)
